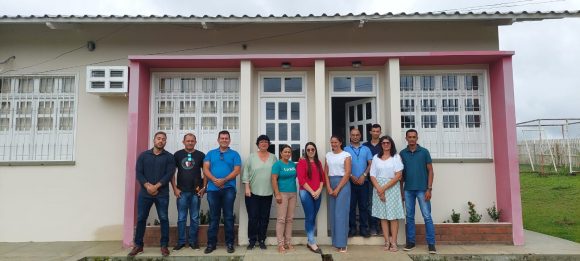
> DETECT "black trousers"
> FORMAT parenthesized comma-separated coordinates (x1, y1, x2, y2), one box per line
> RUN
(245, 193, 273, 243)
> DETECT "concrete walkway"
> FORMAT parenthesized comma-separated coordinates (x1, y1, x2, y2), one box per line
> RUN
(0, 230, 578, 261)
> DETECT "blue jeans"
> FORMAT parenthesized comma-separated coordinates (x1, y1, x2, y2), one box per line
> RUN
(405, 190, 436, 245)
(299, 190, 321, 245)
(134, 195, 169, 247)
(176, 191, 201, 245)
(207, 187, 236, 246)
(349, 180, 369, 234)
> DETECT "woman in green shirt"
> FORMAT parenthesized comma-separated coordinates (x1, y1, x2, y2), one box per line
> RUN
(271, 144, 298, 253)
(242, 135, 277, 250)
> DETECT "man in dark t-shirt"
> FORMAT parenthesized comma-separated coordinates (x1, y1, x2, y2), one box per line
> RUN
(171, 133, 206, 251)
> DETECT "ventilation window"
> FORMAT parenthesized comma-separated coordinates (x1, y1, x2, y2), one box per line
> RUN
(86, 66, 128, 95)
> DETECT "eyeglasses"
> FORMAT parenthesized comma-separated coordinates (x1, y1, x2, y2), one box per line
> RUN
(306, 148, 316, 152)
(381, 141, 391, 145)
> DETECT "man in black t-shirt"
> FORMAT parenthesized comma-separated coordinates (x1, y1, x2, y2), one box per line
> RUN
(171, 133, 206, 251)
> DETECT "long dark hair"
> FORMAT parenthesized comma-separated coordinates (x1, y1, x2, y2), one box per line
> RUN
(303, 142, 323, 180)
(377, 135, 397, 158)
(330, 134, 344, 150)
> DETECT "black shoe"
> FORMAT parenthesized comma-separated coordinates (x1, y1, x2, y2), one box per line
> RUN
(403, 242, 415, 251)
(127, 246, 143, 257)
(348, 230, 356, 237)
(227, 244, 235, 253)
(190, 243, 200, 250)
(204, 245, 216, 254)
(173, 244, 185, 251)
(361, 231, 371, 238)
(428, 244, 437, 254)
(247, 241, 256, 250)
(258, 240, 267, 250)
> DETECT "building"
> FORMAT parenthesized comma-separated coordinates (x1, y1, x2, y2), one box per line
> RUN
(1, 11, 577, 246)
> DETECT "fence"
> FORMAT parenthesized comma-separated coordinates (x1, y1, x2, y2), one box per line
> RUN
(518, 138, 580, 173)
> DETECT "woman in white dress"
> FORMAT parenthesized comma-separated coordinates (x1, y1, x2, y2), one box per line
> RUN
(370, 135, 405, 252)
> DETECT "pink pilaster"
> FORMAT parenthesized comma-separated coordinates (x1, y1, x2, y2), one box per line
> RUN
(489, 56, 524, 245)
(123, 61, 151, 248)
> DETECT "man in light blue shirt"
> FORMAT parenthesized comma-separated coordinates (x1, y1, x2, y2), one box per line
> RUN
(344, 128, 373, 237)
(203, 130, 241, 254)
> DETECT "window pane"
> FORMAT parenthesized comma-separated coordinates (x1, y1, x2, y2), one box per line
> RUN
(278, 102, 287, 120)
(37, 117, 53, 131)
(201, 117, 216, 130)
(279, 123, 288, 141)
(291, 123, 300, 141)
(266, 123, 275, 140)
(365, 102, 372, 120)
(17, 78, 34, 93)
(400, 99, 415, 112)
(268, 144, 276, 155)
(38, 101, 54, 114)
(223, 101, 238, 113)
(420, 76, 435, 91)
(40, 78, 55, 93)
(0, 102, 9, 114)
(264, 77, 281, 92)
(443, 115, 459, 128)
(421, 115, 437, 128)
(0, 118, 9, 131)
(421, 99, 436, 112)
(60, 101, 74, 114)
(223, 116, 239, 129)
(61, 77, 75, 93)
(291, 144, 300, 162)
(357, 104, 363, 121)
(224, 78, 239, 93)
(466, 75, 479, 90)
(349, 106, 355, 122)
(355, 77, 373, 92)
(17, 102, 32, 114)
(180, 79, 195, 93)
(400, 75, 413, 91)
(466, 115, 481, 128)
(180, 117, 195, 130)
(285, 77, 302, 92)
(0, 79, 10, 93)
(333, 77, 350, 92)
(202, 78, 217, 93)
(202, 101, 217, 113)
(180, 101, 196, 113)
(157, 117, 173, 130)
(291, 102, 300, 120)
(401, 115, 415, 128)
(158, 101, 173, 114)
(442, 75, 457, 91)
(266, 102, 275, 120)
(58, 117, 73, 131)
(442, 99, 458, 112)
(465, 99, 480, 112)
(159, 78, 173, 93)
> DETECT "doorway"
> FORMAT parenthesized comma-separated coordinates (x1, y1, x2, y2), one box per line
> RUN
(331, 97, 377, 143)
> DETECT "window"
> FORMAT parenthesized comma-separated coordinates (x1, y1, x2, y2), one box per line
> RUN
(260, 73, 307, 162)
(0, 76, 77, 162)
(331, 73, 376, 95)
(399, 72, 490, 159)
(152, 74, 240, 153)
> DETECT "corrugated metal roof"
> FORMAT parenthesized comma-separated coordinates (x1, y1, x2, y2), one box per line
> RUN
(1, 11, 579, 25)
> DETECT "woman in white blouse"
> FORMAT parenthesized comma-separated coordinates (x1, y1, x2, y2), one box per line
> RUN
(324, 135, 352, 253)
(370, 135, 405, 252)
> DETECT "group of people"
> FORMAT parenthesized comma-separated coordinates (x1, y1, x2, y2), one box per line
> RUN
(128, 125, 437, 257)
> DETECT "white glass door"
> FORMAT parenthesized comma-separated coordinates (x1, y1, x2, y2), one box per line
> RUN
(345, 98, 376, 142)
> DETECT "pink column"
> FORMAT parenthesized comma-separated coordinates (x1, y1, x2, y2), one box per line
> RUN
(123, 61, 151, 247)
(489, 56, 524, 245)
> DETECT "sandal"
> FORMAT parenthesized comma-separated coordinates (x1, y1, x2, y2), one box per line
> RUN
(338, 247, 348, 253)
(278, 245, 286, 254)
(389, 243, 398, 252)
(285, 244, 295, 251)
(383, 242, 390, 251)
(307, 244, 322, 254)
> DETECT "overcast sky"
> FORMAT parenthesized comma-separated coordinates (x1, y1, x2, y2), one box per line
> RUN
(1, 0, 579, 138)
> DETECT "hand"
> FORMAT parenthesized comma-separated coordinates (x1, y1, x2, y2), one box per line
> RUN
(331, 187, 340, 197)
(379, 192, 386, 202)
(425, 190, 432, 201)
(357, 175, 366, 185)
(174, 188, 182, 198)
(197, 187, 206, 198)
(245, 187, 251, 197)
(214, 178, 226, 189)
(327, 188, 334, 196)
(275, 193, 282, 204)
(145, 183, 157, 196)
(311, 190, 319, 200)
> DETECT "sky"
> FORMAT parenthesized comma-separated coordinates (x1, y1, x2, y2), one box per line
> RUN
(1, 0, 579, 138)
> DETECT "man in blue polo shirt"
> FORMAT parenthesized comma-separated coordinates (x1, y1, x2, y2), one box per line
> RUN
(128, 131, 176, 257)
(344, 128, 373, 238)
(400, 129, 436, 254)
(203, 130, 241, 254)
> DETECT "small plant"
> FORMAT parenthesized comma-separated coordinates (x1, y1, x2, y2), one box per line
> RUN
(154, 218, 160, 226)
(451, 209, 461, 223)
(467, 201, 482, 223)
(486, 202, 502, 222)
(200, 210, 209, 225)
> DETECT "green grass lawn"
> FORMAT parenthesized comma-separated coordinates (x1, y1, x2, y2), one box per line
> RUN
(520, 164, 580, 243)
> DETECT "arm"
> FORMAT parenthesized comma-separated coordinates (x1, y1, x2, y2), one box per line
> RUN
(157, 155, 176, 188)
(357, 159, 372, 184)
(324, 161, 333, 195)
(171, 170, 181, 198)
(271, 174, 282, 204)
(203, 161, 218, 187)
(381, 171, 402, 191)
(242, 156, 252, 196)
(370, 176, 385, 202)
(425, 163, 434, 201)
(198, 176, 208, 197)
(333, 156, 351, 196)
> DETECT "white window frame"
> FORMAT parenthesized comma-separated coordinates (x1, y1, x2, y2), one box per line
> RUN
(150, 72, 241, 154)
(259, 72, 307, 97)
(399, 69, 492, 159)
(0, 75, 78, 164)
(329, 71, 378, 97)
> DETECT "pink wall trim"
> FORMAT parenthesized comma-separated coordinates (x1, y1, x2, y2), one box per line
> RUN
(489, 57, 524, 245)
(123, 61, 151, 248)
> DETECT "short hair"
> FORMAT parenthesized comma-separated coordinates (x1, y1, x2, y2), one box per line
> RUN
(405, 129, 418, 136)
(183, 133, 196, 141)
(371, 124, 382, 130)
(255, 134, 271, 146)
(218, 130, 230, 139)
(350, 127, 361, 135)
(279, 144, 292, 158)
(154, 131, 167, 139)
